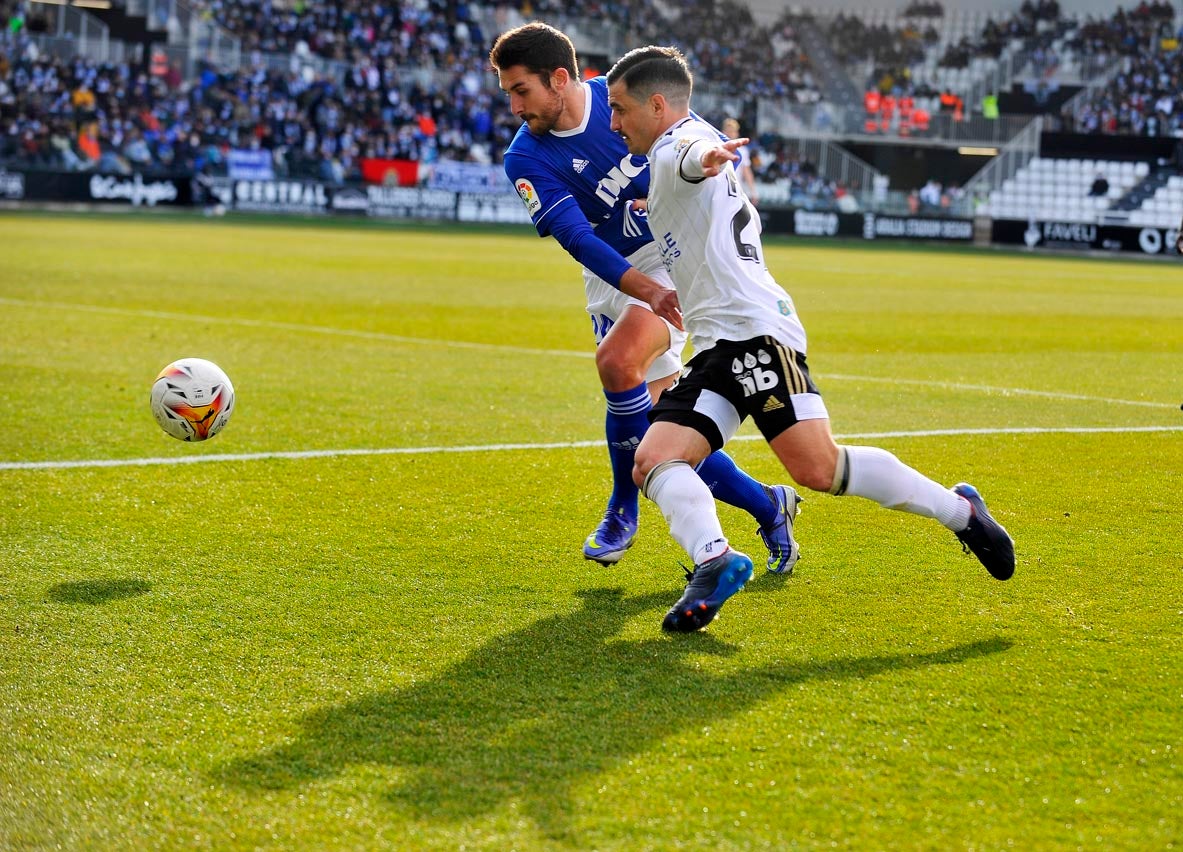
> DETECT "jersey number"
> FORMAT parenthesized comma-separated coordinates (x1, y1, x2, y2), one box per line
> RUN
(731, 204, 760, 263)
(726, 170, 759, 263)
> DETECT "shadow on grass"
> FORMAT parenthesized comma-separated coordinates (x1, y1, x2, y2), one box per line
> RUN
(46, 578, 151, 604)
(220, 588, 1011, 837)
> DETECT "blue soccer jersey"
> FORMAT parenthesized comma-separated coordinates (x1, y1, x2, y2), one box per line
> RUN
(503, 76, 653, 288)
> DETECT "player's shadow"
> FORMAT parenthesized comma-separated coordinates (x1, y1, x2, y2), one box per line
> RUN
(221, 588, 1011, 837)
(46, 578, 151, 604)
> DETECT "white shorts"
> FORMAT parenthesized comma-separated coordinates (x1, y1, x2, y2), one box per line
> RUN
(583, 242, 688, 383)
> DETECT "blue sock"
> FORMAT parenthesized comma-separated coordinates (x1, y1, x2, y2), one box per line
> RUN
(603, 383, 650, 519)
(697, 450, 776, 527)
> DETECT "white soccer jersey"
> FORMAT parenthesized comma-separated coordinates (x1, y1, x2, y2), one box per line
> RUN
(646, 117, 808, 356)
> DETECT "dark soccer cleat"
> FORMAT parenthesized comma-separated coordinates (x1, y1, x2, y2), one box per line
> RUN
(582, 507, 638, 566)
(662, 550, 754, 632)
(953, 483, 1015, 580)
(758, 484, 803, 575)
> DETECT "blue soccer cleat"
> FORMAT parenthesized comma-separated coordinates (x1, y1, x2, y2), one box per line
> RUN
(952, 483, 1015, 580)
(662, 550, 754, 632)
(583, 507, 638, 566)
(758, 484, 803, 575)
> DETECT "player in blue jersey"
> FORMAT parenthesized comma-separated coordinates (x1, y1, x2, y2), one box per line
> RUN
(490, 22, 802, 574)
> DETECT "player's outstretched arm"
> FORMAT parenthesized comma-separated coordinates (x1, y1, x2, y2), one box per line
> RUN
(698, 138, 747, 177)
(620, 267, 683, 330)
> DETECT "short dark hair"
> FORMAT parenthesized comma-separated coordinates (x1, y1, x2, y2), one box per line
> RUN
(489, 22, 579, 89)
(606, 45, 693, 106)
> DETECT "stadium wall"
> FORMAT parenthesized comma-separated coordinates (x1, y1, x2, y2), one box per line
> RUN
(2, 166, 1177, 258)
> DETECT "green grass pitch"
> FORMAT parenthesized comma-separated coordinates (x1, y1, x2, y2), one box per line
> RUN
(1, 212, 1180, 850)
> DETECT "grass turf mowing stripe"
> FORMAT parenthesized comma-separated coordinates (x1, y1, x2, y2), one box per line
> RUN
(0, 296, 1172, 411)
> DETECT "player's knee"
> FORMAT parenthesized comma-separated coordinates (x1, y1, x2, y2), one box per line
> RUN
(789, 456, 837, 493)
(632, 443, 664, 488)
(631, 463, 646, 490)
(595, 344, 647, 390)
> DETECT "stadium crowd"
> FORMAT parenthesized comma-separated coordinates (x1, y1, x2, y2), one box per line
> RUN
(1, 0, 1181, 184)
(0, 0, 828, 179)
(1059, 2, 1182, 136)
(0, 39, 515, 179)
(627, 0, 820, 101)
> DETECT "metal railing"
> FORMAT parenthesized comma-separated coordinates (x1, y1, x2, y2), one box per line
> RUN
(961, 115, 1043, 208)
(756, 100, 1036, 147)
(160, 0, 244, 76)
(471, 5, 625, 60)
(1060, 55, 1130, 128)
(123, 0, 171, 33)
(10, 6, 116, 63)
(965, 47, 1027, 112)
(766, 136, 882, 196)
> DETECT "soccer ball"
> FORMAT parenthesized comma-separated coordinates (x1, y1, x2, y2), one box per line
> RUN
(150, 358, 235, 442)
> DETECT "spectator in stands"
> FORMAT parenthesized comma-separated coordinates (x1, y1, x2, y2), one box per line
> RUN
(3, 0, 827, 175)
(48, 120, 82, 170)
(122, 126, 153, 170)
(6, 0, 1176, 185)
(1088, 171, 1109, 197)
(835, 183, 858, 213)
(919, 178, 942, 211)
(76, 121, 100, 168)
(721, 117, 758, 206)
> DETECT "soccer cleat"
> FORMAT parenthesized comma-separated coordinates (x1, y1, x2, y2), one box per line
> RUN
(662, 550, 754, 633)
(758, 484, 803, 575)
(952, 483, 1015, 580)
(582, 508, 638, 565)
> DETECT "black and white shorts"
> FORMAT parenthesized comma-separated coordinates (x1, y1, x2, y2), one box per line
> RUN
(649, 336, 829, 452)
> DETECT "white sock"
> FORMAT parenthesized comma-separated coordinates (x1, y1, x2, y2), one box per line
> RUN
(843, 446, 971, 531)
(644, 461, 729, 564)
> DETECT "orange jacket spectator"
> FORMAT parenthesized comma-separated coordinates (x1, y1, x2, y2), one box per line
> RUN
(864, 90, 881, 133)
(939, 92, 964, 121)
(72, 85, 96, 113)
(77, 124, 100, 162)
(898, 94, 916, 135)
(880, 94, 896, 132)
(138, 108, 161, 133)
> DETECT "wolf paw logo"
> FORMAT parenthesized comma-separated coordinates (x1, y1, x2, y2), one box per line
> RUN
(732, 349, 778, 398)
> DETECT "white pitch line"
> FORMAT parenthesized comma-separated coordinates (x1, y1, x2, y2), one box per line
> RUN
(824, 373, 1173, 409)
(2, 425, 1180, 472)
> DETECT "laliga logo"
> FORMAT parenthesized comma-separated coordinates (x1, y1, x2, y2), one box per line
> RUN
(732, 349, 779, 398)
(516, 178, 541, 215)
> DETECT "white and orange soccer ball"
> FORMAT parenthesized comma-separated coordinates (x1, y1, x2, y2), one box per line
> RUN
(150, 358, 235, 442)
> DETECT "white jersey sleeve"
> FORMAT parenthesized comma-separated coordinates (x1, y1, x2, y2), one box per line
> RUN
(646, 117, 808, 356)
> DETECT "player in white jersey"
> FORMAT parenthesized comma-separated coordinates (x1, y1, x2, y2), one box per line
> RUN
(606, 46, 1016, 633)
